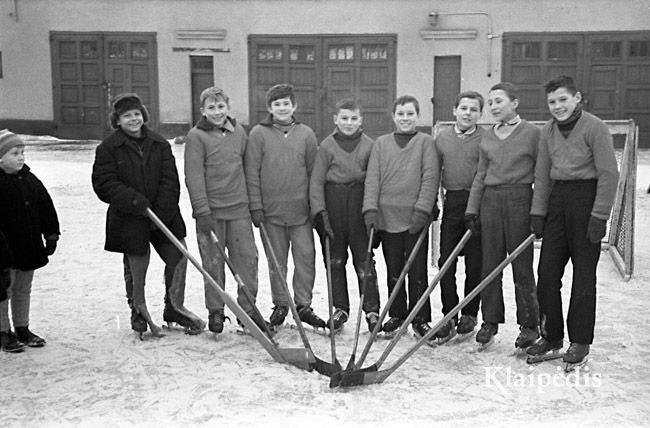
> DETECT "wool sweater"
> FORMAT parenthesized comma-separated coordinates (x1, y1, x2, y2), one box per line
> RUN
(309, 130, 374, 216)
(184, 116, 250, 220)
(531, 111, 619, 219)
(362, 132, 436, 233)
(466, 120, 540, 215)
(245, 115, 318, 226)
(433, 126, 485, 192)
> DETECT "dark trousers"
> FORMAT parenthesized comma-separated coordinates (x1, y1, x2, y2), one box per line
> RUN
(438, 190, 482, 321)
(379, 229, 431, 322)
(317, 183, 379, 314)
(537, 180, 600, 345)
(480, 185, 538, 327)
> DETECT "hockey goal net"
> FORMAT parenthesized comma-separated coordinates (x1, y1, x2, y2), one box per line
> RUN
(431, 119, 637, 281)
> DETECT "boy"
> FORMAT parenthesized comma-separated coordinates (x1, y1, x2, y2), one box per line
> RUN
(245, 83, 326, 330)
(92, 93, 205, 338)
(184, 86, 260, 335)
(363, 95, 437, 340)
(432, 91, 485, 342)
(0, 130, 60, 352)
(528, 75, 619, 365)
(310, 98, 380, 333)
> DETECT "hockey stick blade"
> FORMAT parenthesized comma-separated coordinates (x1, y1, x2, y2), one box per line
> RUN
(314, 356, 342, 377)
(329, 363, 379, 388)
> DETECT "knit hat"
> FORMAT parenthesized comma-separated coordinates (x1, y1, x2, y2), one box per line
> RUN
(109, 93, 149, 129)
(0, 129, 25, 159)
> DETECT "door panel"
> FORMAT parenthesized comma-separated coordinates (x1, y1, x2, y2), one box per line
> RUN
(433, 56, 461, 124)
(51, 32, 157, 139)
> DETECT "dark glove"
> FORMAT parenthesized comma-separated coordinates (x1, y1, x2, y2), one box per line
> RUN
(251, 210, 265, 228)
(431, 202, 440, 221)
(196, 214, 213, 235)
(408, 209, 430, 234)
(314, 211, 334, 241)
(0, 269, 10, 301)
(44, 238, 57, 256)
(464, 214, 480, 236)
(132, 196, 151, 215)
(530, 215, 546, 239)
(364, 210, 377, 235)
(587, 216, 607, 243)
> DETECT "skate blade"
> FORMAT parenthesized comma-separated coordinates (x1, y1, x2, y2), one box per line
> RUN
(476, 336, 495, 352)
(526, 351, 563, 365)
(454, 332, 474, 343)
(413, 332, 437, 348)
(563, 358, 589, 373)
(289, 323, 329, 337)
(437, 330, 458, 346)
(164, 322, 203, 335)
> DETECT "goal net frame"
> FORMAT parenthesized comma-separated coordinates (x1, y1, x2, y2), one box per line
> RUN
(431, 119, 636, 281)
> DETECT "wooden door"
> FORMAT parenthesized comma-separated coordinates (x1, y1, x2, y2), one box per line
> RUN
(50, 32, 157, 140)
(190, 56, 214, 126)
(433, 56, 461, 124)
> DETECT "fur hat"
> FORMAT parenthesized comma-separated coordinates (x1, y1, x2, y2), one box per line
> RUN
(110, 93, 149, 129)
(0, 129, 25, 159)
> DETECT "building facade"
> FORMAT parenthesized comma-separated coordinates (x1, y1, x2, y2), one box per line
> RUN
(1, 0, 649, 145)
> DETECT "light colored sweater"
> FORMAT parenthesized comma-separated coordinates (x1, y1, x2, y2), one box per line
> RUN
(531, 111, 619, 219)
(433, 126, 485, 192)
(363, 132, 437, 233)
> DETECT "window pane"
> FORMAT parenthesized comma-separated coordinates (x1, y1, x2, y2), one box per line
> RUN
(548, 42, 577, 60)
(81, 41, 98, 59)
(329, 45, 354, 61)
(289, 45, 315, 63)
(132, 42, 149, 59)
(108, 41, 126, 59)
(512, 42, 540, 59)
(257, 45, 283, 62)
(630, 40, 650, 57)
(592, 41, 621, 58)
(362, 44, 387, 61)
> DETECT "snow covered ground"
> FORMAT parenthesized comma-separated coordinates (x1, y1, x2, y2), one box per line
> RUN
(1, 139, 649, 428)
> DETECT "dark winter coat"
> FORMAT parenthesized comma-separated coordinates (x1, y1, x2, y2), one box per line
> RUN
(0, 165, 60, 270)
(92, 127, 186, 255)
(0, 230, 11, 271)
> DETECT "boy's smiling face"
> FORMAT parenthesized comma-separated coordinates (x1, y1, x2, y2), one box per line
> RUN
(334, 108, 362, 136)
(201, 97, 230, 127)
(392, 102, 418, 133)
(454, 98, 482, 131)
(117, 108, 144, 137)
(547, 87, 581, 122)
(487, 89, 518, 123)
(268, 96, 296, 124)
(0, 146, 25, 174)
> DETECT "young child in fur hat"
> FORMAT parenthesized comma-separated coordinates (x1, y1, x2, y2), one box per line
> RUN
(92, 94, 205, 339)
(0, 130, 60, 353)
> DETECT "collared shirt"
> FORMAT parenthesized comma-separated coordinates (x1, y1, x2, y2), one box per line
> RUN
(454, 124, 478, 139)
(495, 114, 522, 132)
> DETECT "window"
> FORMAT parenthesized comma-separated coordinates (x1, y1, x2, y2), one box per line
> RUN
(592, 41, 621, 58)
(630, 40, 650, 57)
(512, 42, 541, 59)
(548, 42, 577, 60)
(328, 45, 354, 61)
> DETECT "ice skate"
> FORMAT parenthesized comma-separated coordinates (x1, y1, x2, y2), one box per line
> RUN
(526, 337, 564, 364)
(269, 305, 289, 331)
(412, 321, 436, 347)
(128, 299, 147, 336)
(563, 343, 590, 372)
(297, 305, 327, 335)
(435, 319, 457, 345)
(455, 315, 477, 342)
(0, 330, 25, 353)
(163, 260, 206, 334)
(14, 326, 46, 348)
(163, 303, 205, 335)
(236, 311, 274, 338)
(365, 312, 380, 333)
(135, 303, 163, 339)
(326, 308, 348, 335)
(382, 317, 404, 339)
(208, 309, 230, 338)
(475, 322, 498, 351)
(514, 325, 539, 354)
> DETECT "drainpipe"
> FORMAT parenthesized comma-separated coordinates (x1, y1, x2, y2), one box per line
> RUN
(8, 0, 18, 21)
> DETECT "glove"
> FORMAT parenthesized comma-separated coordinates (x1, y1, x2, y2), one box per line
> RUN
(408, 209, 430, 234)
(44, 238, 58, 256)
(587, 216, 607, 243)
(0, 269, 10, 301)
(196, 214, 213, 235)
(364, 210, 377, 235)
(431, 202, 440, 222)
(530, 215, 546, 239)
(314, 211, 334, 241)
(464, 214, 480, 236)
(132, 196, 151, 215)
(250, 210, 265, 228)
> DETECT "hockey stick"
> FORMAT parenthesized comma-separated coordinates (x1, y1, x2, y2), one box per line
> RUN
(335, 233, 536, 387)
(324, 236, 342, 373)
(330, 230, 471, 387)
(259, 223, 339, 377)
(344, 226, 375, 371)
(208, 230, 275, 341)
(353, 223, 430, 370)
(147, 209, 313, 368)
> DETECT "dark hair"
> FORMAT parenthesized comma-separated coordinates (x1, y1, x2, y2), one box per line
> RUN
(393, 95, 420, 114)
(489, 82, 519, 101)
(455, 91, 485, 111)
(266, 83, 296, 107)
(544, 75, 578, 95)
(109, 93, 149, 129)
(335, 98, 362, 114)
(200, 86, 229, 107)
